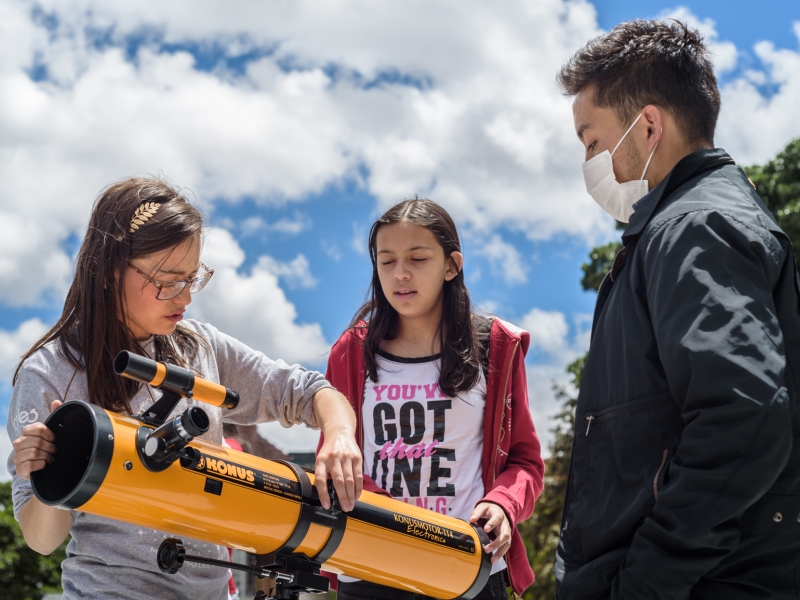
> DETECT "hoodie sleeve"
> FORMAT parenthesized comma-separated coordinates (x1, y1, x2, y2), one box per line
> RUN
(197, 322, 332, 429)
(479, 337, 545, 527)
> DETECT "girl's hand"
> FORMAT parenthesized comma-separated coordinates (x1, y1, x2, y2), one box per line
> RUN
(312, 386, 363, 512)
(470, 502, 512, 563)
(12, 400, 62, 480)
(315, 426, 363, 513)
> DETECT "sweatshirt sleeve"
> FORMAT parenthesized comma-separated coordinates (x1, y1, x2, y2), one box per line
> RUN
(480, 338, 544, 527)
(6, 358, 69, 521)
(197, 322, 332, 429)
(613, 210, 793, 599)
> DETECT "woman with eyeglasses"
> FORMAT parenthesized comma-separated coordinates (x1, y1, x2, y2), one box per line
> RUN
(6, 177, 362, 600)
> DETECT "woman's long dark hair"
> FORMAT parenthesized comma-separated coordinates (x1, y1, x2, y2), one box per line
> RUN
(14, 177, 206, 414)
(351, 198, 484, 397)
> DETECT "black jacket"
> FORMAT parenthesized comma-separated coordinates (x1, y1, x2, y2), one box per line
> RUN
(556, 149, 800, 599)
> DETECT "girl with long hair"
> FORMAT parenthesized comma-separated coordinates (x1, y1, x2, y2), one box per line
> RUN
(322, 198, 544, 599)
(8, 177, 362, 600)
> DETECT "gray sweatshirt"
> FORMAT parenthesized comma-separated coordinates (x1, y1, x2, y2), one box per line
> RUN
(6, 319, 331, 600)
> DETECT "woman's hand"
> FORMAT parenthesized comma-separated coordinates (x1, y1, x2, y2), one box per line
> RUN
(13, 400, 72, 555)
(12, 400, 61, 480)
(470, 502, 512, 563)
(312, 388, 363, 512)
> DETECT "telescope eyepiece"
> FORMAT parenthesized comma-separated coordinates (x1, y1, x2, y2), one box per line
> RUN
(180, 407, 209, 438)
(141, 406, 209, 465)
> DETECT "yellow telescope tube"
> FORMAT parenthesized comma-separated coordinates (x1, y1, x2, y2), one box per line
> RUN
(31, 400, 492, 599)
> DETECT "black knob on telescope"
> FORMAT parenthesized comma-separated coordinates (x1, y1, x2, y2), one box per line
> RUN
(157, 538, 186, 574)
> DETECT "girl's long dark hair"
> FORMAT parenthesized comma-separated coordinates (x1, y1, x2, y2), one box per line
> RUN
(351, 198, 484, 397)
(14, 177, 206, 414)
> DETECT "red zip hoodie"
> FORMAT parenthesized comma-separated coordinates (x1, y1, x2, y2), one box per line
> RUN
(319, 318, 545, 595)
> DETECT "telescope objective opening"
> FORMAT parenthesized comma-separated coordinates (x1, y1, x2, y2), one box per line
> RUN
(31, 401, 114, 509)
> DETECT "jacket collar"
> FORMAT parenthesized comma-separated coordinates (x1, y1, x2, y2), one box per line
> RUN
(622, 148, 736, 246)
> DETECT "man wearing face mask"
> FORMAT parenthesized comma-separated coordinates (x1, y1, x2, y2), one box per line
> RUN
(555, 20, 800, 600)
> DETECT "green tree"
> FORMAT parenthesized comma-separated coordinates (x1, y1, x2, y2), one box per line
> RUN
(517, 137, 800, 599)
(745, 138, 800, 267)
(0, 481, 67, 600)
(580, 241, 621, 292)
(518, 357, 583, 600)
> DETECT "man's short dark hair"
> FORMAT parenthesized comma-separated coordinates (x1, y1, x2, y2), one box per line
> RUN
(558, 20, 721, 146)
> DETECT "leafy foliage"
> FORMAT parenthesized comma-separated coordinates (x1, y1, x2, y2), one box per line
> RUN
(518, 356, 582, 600)
(579, 241, 621, 293)
(0, 481, 66, 600)
(744, 138, 800, 269)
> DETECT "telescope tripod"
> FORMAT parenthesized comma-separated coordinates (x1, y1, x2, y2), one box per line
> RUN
(157, 538, 329, 599)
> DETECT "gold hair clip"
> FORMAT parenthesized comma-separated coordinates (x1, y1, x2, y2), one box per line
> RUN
(129, 202, 161, 233)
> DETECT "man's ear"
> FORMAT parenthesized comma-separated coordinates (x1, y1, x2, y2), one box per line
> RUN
(445, 251, 464, 281)
(641, 105, 663, 153)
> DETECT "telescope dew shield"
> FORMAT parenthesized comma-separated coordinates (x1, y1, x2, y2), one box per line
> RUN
(30, 402, 115, 510)
(114, 351, 239, 409)
(31, 401, 492, 599)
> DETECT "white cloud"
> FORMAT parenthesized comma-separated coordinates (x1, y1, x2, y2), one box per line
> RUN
(239, 214, 310, 238)
(522, 309, 570, 357)
(0, 319, 49, 387)
(660, 7, 739, 74)
(0, 319, 49, 482)
(6, 0, 797, 310)
(519, 308, 591, 455)
(659, 8, 800, 166)
(527, 364, 575, 457)
(0, 0, 614, 314)
(259, 255, 318, 289)
(0, 211, 72, 306)
(257, 421, 320, 454)
(0, 432, 11, 482)
(321, 241, 342, 262)
(191, 227, 329, 366)
(716, 35, 800, 165)
(480, 235, 528, 285)
(0, 0, 796, 310)
(351, 222, 369, 256)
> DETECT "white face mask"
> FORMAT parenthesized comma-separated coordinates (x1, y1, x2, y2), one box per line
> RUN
(581, 112, 658, 223)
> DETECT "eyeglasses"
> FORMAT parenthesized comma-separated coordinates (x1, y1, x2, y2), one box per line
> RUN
(128, 262, 214, 300)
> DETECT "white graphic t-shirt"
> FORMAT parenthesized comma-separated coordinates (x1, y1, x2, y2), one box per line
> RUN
(340, 349, 505, 582)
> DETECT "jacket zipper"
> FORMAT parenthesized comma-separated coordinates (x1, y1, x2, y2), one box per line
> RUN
(492, 340, 519, 482)
(584, 395, 672, 436)
(589, 245, 631, 344)
(653, 449, 669, 501)
(591, 271, 612, 324)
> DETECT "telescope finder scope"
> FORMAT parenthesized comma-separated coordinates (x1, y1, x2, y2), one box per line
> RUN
(114, 351, 239, 409)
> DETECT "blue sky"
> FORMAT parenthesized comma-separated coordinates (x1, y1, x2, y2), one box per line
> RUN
(1, 0, 799, 473)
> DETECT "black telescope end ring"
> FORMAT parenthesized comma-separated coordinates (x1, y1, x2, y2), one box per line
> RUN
(114, 350, 158, 383)
(222, 390, 240, 410)
(113, 350, 131, 375)
(157, 538, 185, 574)
(181, 407, 210, 438)
(457, 522, 494, 600)
(31, 401, 114, 510)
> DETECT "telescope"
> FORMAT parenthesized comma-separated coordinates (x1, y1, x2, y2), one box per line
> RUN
(30, 351, 492, 600)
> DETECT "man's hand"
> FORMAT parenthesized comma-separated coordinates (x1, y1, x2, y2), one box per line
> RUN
(312, 388, 363, 512)
(12, 400, 61, 480)
(470, 502, 512, 563)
